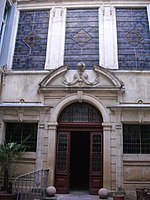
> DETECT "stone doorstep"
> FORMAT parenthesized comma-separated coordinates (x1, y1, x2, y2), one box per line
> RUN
(40, 197, 57, 200)
(40, 195, 114, 200)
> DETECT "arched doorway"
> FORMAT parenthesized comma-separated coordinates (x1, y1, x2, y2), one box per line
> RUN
(55, 102, 103, 194)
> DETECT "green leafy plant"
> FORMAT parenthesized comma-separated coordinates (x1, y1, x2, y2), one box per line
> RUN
(113, 186, 126, 197)
(0, 139, 28, 193)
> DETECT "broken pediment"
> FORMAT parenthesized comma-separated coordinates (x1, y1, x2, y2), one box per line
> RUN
(39, 63, 124, 92)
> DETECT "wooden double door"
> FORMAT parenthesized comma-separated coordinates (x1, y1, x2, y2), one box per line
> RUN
(55, 128, 103, 194)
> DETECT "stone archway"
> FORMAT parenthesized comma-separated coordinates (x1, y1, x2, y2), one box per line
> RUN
(47, 93, 111, 193)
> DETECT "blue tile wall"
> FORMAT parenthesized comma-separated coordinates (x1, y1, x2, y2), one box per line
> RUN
(116, 8, 150, 70)
(64, 9, 99, 69)
(12, 10, 49, 70)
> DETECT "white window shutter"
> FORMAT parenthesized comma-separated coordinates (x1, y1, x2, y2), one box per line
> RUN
(0, 0, 6, 29)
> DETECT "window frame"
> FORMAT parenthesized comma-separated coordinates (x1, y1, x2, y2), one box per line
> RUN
(123, 124, 150, 154)
(0, 1, 9, 55)
(5, 122, 38, 152)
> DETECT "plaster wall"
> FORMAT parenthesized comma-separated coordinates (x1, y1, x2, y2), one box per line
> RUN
(115, 71, 150, 102)
(2, 71, 150, 103)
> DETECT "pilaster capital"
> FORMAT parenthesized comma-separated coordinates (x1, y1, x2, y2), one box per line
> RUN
(102, 123, 112, 131)
(115, 124, 122, 130)
(46, 122, 58, 130)
(39, 123, 45, 129)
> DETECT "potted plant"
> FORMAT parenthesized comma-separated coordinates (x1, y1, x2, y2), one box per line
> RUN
(113, 186, 126, 200)
(0, 141, 27, 200)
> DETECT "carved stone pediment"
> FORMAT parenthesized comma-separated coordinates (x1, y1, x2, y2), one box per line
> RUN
(63, 62, 99, 87)
(39, 63, 124, 92)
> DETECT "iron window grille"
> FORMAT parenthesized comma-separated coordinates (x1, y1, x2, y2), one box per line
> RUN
(5, 122, 38, 152)
(123, 124, 150, 154)
(58, 102, 103, 123)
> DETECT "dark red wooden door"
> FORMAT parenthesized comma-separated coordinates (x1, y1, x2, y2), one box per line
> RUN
(55, 130, 103, 194)
(89, 131, 103, 194)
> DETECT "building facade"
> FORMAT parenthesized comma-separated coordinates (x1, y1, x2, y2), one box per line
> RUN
(0, 0, 150, 199)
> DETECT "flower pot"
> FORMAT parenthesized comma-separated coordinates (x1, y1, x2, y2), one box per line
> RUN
(0, 194, 15, 200)
(113, 196, 125, 200)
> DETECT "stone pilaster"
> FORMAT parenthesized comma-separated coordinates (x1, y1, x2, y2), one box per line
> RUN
(46, 122, 58, 185)
(102, 122, 112, 189)
(99, 6, 118, 69)
(35, 111, 46, 170)
(45, 7, 66, 69)
(115, 124, 123, 187)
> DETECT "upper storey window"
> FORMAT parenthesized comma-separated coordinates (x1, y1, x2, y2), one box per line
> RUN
(64, 8, 99, 69)
(12, 10, 50, 70)
(116, 8, 150, 70)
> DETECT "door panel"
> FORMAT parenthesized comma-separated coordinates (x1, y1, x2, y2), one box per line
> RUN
(55, 131, 70, 193)
(89, 132, 103, 194)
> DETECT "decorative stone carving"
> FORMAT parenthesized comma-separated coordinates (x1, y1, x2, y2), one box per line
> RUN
(77, 91, 83, 103)
(23, 31, 41, 48)
(39, 65, 124, 93)
(72, 29, 92, 47)
(62, 62, 99, 86)
(124, 28, 144, 47)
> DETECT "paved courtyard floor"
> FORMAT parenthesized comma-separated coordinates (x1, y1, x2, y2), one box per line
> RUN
(56, 191, 113, 200)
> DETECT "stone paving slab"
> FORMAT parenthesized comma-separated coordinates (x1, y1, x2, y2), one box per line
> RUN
(56, 194, 113, 200)
(56, 194, 98, 200)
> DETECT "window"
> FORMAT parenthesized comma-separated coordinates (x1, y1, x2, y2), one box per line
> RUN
(58, 102, 103, 123)
(0, 3, 9, 55)
(123, 124, 150, 154)
(5, 122, 38, 152)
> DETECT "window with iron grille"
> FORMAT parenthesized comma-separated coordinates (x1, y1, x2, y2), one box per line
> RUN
(5, 122, 38, 152)
(91, 132, 102, 172)
(56, 132, 68, 172)
(58, 102, 103, 123)
(123, 124, 150, 154)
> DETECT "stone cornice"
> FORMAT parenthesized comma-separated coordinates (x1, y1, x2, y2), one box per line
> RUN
(16, 0, 150, 3)
(16, 0, 150, 9)
(108, 104, 150, 111)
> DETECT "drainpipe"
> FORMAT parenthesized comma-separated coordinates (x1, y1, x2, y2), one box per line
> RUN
(0, 65, 6, 103)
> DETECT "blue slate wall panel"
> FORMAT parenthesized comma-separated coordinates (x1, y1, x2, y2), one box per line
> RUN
(116, 8, 150, 70)
(12, 10, 49, 70)
(64, 9, 99, 69)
